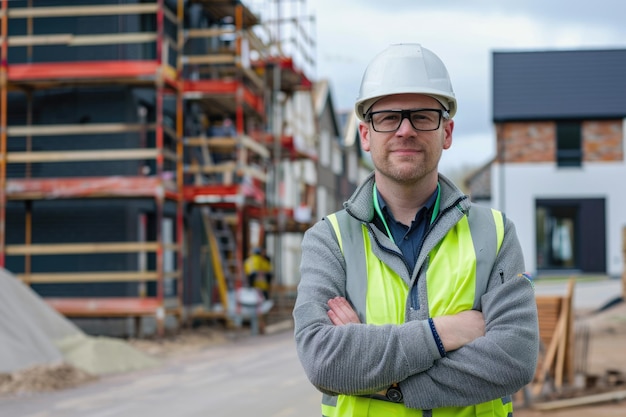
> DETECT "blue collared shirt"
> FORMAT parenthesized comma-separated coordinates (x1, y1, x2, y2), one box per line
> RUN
(376, 186, 439, 272)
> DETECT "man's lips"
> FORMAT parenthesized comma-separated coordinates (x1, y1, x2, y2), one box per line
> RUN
(390, 148, 423, 154)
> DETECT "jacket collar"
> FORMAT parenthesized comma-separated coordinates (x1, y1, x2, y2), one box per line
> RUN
(343, 171, 470, 223)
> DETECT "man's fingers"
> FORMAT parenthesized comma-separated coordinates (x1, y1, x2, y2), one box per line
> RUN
(327, 297, 360, 325)
(327, 309, 344, 326)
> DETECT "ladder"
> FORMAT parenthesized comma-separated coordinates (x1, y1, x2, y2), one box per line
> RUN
(200, 206, 240, 314)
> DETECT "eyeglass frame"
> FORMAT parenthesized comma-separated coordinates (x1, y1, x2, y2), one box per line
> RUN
(365, 108, 450, 133)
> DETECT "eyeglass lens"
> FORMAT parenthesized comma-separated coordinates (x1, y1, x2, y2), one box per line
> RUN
(370, 109, 442, 132)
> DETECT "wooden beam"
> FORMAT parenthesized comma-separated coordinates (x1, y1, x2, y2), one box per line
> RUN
(6, 242, 160, 255)
(533, 300, 568, 396)
(163, 271, 181, 280)
(185, 136, 238, 149)
(242, 135, 270, 158)
(565, 278, 576, 385)
(623, 226, 626, 301)
(45, 297, 179, 317)
(7, 33, 157, 47)
(18, 271, 160, 283)
(7, 34, 73, 46)
(185, 27, 234, 39)
(163, 148, 180, 162)
(532, 389, 626, 411)
(533, 279, 576, 396)
(185, 161, 237, 174)
(162, 5, 177, 24)
(2, 4, 159, 19)
(242, 66, 265, 91)
(243, 30, 269, 59)
(555, 279, 575, 388)
(5, 176, 178, 200)
(69, 33, 158, 46)
(182, 54, 236, 65)
(6, 60, 171, 84)
(7, 149, 159, 163)
(163, 125, 179, 141)
(8, 123, 155, 136)
(185, 136, 270, 159)
(238, 165, 268, 182)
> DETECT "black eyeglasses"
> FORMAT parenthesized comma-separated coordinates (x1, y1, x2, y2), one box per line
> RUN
(366, 108, 450, 133)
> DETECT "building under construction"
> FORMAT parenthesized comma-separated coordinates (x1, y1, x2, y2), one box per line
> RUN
(0, 0, 358, 335)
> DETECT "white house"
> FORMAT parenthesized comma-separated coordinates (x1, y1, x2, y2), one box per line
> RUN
(488, 48, 626, 278)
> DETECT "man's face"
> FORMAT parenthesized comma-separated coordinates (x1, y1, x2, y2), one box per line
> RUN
(358, 93, 453, 185)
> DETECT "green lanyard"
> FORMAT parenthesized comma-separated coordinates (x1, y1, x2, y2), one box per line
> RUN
(372, 183, 441, 244)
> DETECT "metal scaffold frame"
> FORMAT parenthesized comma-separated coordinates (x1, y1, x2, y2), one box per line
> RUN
(0, 0, 185, 336)
(0, 0, 318, 335)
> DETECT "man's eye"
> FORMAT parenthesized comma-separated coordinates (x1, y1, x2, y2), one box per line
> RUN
(412, 113, 436, 123)
(381, 114, 399, 122)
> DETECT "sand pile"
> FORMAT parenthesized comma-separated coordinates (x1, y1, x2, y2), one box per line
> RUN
(0, 267, 160, 394)
(0, 363, 97, 395)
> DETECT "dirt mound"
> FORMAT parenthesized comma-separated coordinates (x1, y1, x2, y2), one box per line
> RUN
(0, 363, 98, 396)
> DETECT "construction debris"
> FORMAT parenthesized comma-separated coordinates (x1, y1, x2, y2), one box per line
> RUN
(518, 278, 626, 413)
(532, 278, 576, 397)
(0, 363, 97, 396)
(532, 389, 626, 411)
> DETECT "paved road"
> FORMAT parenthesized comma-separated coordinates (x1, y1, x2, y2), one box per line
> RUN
(1, 278, 620, 417)
(0, 330, 322, 417)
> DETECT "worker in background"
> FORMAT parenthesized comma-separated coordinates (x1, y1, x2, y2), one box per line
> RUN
(244, 247, 272, 300)
(293, 43, 540, 416)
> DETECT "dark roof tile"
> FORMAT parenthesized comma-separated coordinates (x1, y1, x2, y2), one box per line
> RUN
(492, 49, 626, 121)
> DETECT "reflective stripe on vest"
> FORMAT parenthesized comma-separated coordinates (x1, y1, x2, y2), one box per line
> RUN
(322, 205, 509, 417)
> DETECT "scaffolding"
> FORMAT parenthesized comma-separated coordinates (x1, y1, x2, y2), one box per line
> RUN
(180, 0, 315, 322)
(0, 0, 316, 334)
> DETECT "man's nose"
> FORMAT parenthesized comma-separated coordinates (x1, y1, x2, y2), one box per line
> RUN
(396, 116, 415, 134)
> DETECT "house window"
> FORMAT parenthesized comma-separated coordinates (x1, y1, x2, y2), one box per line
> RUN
(319, 131, 331, 167)
(535, 198, 606, 274)
(536, 204, 577, 271)
(556, 121, 582, 167)
(331, 141, 342, 175)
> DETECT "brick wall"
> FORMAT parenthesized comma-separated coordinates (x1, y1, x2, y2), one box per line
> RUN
(584, 120, 624, 162)
(496, 120, 623, 163)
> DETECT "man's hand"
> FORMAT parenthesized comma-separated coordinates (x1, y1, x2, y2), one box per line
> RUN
(432, 310, 485, 352)
(327, 297, 360, 325)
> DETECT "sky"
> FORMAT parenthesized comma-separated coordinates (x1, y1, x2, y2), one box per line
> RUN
(273, 0, 626, 176)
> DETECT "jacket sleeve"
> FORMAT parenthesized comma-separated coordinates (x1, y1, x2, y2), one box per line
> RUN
(293, 219, 442, 396)
(399, 220, 540, 409)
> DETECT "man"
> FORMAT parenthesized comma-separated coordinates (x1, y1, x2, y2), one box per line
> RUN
(293, 43, 539, 416)
(244, 247, 272, 300)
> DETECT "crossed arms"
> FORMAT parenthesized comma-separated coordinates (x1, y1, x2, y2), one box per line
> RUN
(293, 219, 539, 409)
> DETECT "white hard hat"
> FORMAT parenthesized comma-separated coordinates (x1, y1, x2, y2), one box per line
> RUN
(355, 43, 457, 121)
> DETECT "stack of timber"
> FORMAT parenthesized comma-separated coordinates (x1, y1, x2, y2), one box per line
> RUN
(533, 278, 576, 397)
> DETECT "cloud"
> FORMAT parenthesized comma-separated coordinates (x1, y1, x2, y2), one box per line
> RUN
(294, 0, 626, 170)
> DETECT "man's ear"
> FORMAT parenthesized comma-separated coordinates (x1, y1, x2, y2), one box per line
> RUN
(359, 122, 371, 151)
(443, 119, 454, 150)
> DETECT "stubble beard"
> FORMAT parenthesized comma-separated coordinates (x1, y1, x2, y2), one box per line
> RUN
(369, 128, 445, 185)
(373, 146, 441, 186)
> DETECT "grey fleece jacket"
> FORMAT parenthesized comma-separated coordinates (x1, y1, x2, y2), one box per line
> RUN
(293, 172, 540, 410)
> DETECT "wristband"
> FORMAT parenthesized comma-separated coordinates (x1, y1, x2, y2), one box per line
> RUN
(428, 318, 447, 357)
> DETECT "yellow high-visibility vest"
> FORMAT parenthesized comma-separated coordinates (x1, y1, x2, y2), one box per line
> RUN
(321, 206, 509, 417)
